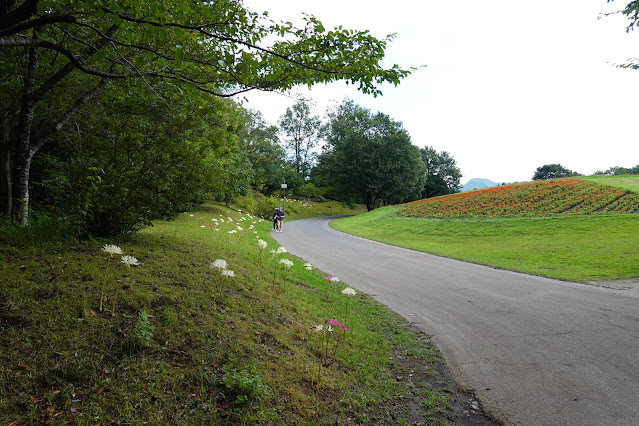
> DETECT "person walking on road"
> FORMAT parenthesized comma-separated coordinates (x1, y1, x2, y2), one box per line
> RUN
(276, 208, 285, 232)
(272, 208, 279, 231)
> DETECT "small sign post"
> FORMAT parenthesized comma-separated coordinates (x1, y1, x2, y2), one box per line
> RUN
(281, 183, 287, 211)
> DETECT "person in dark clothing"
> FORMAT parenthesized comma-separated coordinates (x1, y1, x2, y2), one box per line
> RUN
(272, 208, 279, 230)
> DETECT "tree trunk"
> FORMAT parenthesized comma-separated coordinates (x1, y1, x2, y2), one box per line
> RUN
(0, 110, 12, 217)
(364, 191, 374, 212)
(13, 143, 33, 226)
(12, 40, 39, 226)
(0, 146, 11, 218)
(10, 31, 111, 226)
(13, 98, 37, 226)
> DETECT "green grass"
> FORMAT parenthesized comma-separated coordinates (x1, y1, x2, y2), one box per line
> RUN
(0, 201, 466, 425)
(282, 199, 367, 220)
(331, 205, 639, 282)
(579, 174, 639, 192)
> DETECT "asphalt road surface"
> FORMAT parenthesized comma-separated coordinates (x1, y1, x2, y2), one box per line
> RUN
(272, 216, 639, 426)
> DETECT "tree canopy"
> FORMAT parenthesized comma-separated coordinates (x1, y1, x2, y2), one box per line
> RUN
(32, 83, 249, 235)
(316, 100, 424, 211)
(532, 164, 579, 181)
(0, 0, 412, 227)
(594, 164, 639, 175)
(419, 146, 462, 198)
(0, 0, 410, 96)
(278, 101, 321, 180)
(239, 109, 285, 194)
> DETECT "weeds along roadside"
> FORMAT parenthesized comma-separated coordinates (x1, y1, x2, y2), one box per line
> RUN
(0, 201, 462, 425)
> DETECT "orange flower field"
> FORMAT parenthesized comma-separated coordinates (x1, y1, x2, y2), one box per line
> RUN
(398, 179, 639, 219)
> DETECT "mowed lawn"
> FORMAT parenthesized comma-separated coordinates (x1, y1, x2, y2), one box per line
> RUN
(581, 174, 639, 192)
(331, 205, 639, 282)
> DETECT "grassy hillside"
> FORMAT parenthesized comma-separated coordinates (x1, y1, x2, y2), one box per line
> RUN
(580, 174, 639, 192)
(0, 202, 487, 425)
(332, 178, 639, 282)
(280, 199, 367, 220)
(398, 178, 639, 219)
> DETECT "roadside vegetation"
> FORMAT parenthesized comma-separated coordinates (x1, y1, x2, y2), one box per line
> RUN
(332, 177, 639, 282)
(0, 201, 490, 425)
(280, 199, 367, 220)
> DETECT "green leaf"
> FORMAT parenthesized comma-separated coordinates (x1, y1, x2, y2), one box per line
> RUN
(175, 48, 184, 64)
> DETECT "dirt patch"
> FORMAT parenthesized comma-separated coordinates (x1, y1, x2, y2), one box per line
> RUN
(586, 278, 639, 294)
(376, 325, 500, 425)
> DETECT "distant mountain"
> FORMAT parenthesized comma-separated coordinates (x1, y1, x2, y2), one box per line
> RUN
(461, 178, 501, 192)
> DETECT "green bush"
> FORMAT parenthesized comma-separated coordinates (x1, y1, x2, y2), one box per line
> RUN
(222, 366, 269, 404)
(283, 201, 298, 214)
(132, 310, 155, 348)
(0, 210, 78, 246)
(343, 199, 357, 209)
(294, 183, 325, 201)
(255, 196, 280, 219)
(231, 192, 257, 214)
(23, 91, 246, 238)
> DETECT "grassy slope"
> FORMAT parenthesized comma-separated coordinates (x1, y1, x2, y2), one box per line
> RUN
(332, 178, 639, 282)
(580, 174, 639, 192)
(0, 201, 484, 425)
(283, 199, 367, 219)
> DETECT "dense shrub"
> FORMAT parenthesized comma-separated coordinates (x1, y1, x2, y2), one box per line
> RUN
(255, 196, 280, 219)
(294, 183, 325, 201)
(28, 89, 244, 237)
(231, 192, 257, 215)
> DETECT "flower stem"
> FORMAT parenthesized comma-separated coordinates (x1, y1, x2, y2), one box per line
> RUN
(324, 332, 330, 365)
(111, 284, 119, 317)
(99, 257, 111, 312)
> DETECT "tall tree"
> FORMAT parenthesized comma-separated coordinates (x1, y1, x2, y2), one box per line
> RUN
(0, 0, 412, 225)
(419, 146, 462, 198)
(317, 100, 424, 211)
(278, 101, 321, 179)
(238, 109, 285, 194)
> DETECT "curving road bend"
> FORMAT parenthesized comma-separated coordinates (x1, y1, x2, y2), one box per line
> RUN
(272, 216, 639, 426)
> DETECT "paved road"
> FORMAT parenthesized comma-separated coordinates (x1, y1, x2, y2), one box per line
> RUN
(272, 217, 639, 426)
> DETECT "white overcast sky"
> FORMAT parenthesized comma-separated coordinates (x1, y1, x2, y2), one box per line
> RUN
(241, 1, 639, 183)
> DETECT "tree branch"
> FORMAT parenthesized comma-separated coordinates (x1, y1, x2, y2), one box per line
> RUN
(32, 76, 111, 154)
(33, 25, 118, 100)
(0, 37, 132, 78)
(0, 14, 76, 37)
(104, 8, 349, 76)
(0, 0, 37, 32)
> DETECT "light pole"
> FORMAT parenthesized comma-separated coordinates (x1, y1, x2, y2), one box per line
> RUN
(281, 182, 287, 212)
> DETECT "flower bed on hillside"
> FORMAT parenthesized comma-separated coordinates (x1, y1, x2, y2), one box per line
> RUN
(398, 179, 639, 218)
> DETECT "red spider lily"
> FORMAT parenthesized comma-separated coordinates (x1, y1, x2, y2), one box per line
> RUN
(325, 319, 348, 331)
